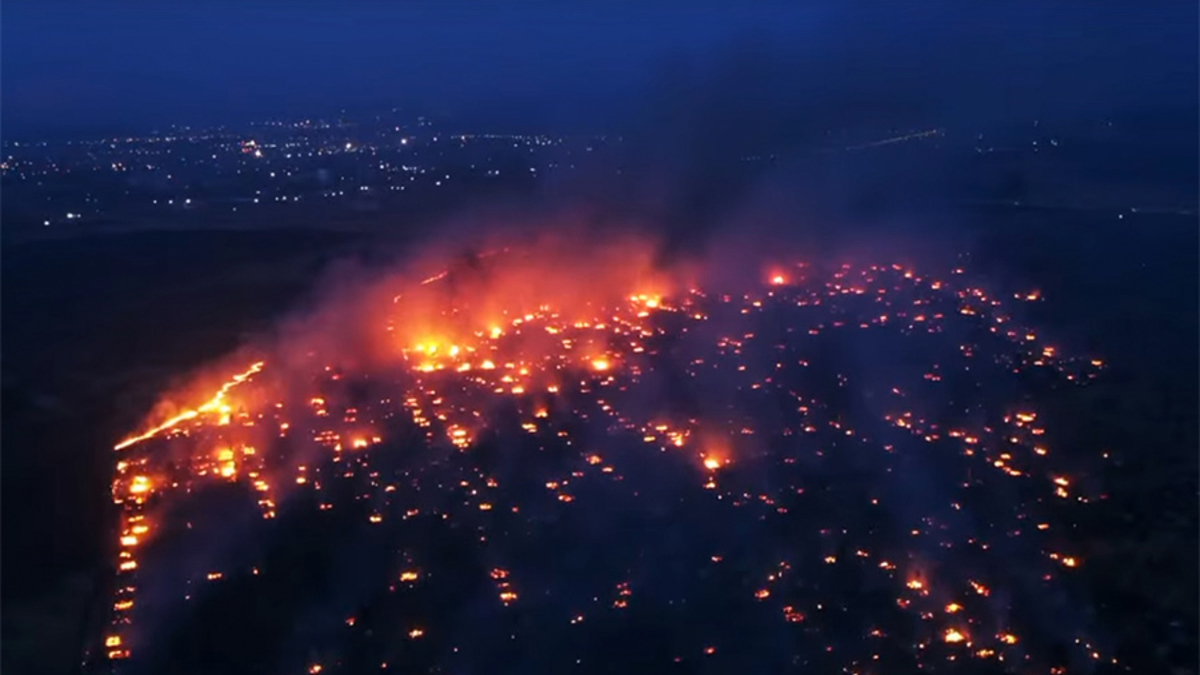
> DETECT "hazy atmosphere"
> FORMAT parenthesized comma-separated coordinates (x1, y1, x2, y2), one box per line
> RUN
(3, 3, 1197, 675)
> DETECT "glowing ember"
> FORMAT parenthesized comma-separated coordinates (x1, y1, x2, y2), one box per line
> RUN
(96, 251, 1114, 672)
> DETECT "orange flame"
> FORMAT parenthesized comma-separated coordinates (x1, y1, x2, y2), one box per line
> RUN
(114, 361, 265, 450)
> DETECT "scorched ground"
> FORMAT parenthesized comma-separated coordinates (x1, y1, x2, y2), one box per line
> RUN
(94, 252, 1118, 675)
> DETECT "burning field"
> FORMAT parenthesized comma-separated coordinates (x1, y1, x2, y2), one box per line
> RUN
(93, 233, 1122, 674)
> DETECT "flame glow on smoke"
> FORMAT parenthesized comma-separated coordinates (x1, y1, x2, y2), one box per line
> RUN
(100, 236, 1116, 673)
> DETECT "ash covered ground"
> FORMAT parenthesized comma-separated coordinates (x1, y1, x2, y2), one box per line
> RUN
(82, 231, 1190, 675)
(2, 206, 1195, 675)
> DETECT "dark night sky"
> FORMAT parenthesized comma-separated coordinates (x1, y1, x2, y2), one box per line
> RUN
(2, 2, 1196, 137)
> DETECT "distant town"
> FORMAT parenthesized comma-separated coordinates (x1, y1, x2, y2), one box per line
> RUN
(2, 109, 1193, 243)
(1, 111, 612, 241)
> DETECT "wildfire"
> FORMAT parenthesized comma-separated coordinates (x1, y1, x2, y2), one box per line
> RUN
(97, 250, 1112, 671)
(114, 361, 265, 451)
(944, 628, 967, 644)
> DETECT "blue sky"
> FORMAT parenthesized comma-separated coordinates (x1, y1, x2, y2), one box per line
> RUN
(3, 2, 1195, 136)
